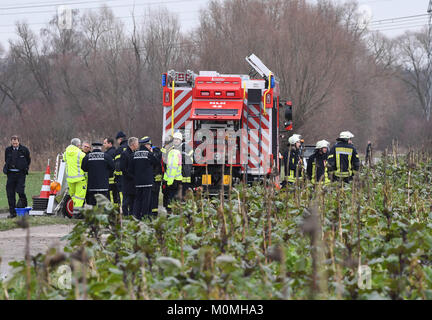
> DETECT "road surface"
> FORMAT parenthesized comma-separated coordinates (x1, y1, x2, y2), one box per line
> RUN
(0, 224, 73, 281)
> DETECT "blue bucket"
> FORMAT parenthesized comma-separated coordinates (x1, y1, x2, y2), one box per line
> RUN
(15, 207, 32, 217)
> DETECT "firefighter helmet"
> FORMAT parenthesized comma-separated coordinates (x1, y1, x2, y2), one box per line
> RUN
(315, 140, 330, 149)
(173, 131, 183, 141)
(288, 134, 302, 145)
(140, 136, 152, 145)
(339, 131, 354, 139)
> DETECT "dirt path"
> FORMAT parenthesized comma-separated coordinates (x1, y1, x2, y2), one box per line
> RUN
(0, 224, 73, 280)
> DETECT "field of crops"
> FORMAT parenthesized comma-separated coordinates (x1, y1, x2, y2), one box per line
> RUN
(1, 150, 432, 300)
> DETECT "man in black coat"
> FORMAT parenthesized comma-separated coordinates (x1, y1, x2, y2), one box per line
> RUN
(81, 142, 115, 206)
(3, 135, 31, 218)
(120, 137, 139, 216)
(141, 136, 163, 216)
(104, 137, 119, 205)
(114, 131, 128, 207)
(131, 138, 159, 220)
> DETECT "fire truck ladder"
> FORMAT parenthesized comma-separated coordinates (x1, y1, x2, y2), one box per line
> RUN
(246, 100, 263, 177)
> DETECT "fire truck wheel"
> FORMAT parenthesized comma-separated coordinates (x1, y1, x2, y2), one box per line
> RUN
(62, 195, 74, 219)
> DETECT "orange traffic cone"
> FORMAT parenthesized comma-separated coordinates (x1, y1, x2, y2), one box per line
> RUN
(39, 162, 51, 199)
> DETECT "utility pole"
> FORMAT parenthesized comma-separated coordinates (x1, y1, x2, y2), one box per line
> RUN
(427, 0, 432, 121)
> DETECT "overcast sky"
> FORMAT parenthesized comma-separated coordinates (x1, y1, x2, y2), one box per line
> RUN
(0, 0, 430, 51)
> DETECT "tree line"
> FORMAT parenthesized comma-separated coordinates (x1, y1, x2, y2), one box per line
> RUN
(0, 0, 431, 170)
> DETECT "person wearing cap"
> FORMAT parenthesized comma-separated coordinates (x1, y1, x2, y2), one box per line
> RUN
(3, 135, 31, 218)
(130, 137, 159, 220)
(64, 138, 87, 211)
(307, 140, 330, 185)
(103, 137, 119, 204)
(81, 142, 115, 205)
(327, 131, 360, 183)
(141, 136, 163, 216)
(163, 131, 183, 213)
(113, 131, 128, 209)
(120, 137, 139, 216)
(282, 134, 303, 185)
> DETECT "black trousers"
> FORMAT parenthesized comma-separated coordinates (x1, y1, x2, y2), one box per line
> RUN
(133, 187, 152, 220)
(151, 181, 161, 216)
(165, 180, 181, 213)
(6, 172, 27, 215)
(87, 191, 109, 206)
(122, 193, 135, 216)
(109, 183, 120, 204)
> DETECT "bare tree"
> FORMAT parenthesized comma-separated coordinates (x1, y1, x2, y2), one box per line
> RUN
(394, 28, 432, 121)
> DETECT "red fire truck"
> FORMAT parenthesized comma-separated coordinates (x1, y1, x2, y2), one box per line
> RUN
(161, 54, 292, 192)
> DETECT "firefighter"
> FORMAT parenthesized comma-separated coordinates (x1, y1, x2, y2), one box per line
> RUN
(307, 140, 330, 185)
(327, 131, 360, 183)
(283, 134, 303, 185)
(4, 135, 31, 218)
(163, 132, 183, 213)
(114, 131, 128, 208)
(103, 138, 119, 204)
(131, 138, 159, 220)
(141, 136, 163, 216)
(64, 138, 87, 210)
(161, 135, 174, 210)
(120, 137, 139, 216)
(180, 137, 194, 197)
(81, 142, 115, 206)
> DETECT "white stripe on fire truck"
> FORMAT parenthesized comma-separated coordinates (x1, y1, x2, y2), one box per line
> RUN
(246, 118, 270, 147)
(174, 89, 192, 106)
(246, 104, 270, 129)
(165, 90, 192, 121)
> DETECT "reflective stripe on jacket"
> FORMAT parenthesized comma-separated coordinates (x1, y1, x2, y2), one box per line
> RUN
(163, 148, 182, 186)
(64, 145, 86, 183)
(327, 142, 360, 178)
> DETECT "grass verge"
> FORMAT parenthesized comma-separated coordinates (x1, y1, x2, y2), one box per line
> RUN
(0, 216, 76, 232)
(0, 172, 45, 210)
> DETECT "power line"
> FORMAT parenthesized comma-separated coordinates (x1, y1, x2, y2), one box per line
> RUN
(0, 9, 201, 28)
(0, 16, 201, 34)
(369, 16, 428, 27)
(0, 0, 208, 16)
(0, 0, 122, 11)
(370, 23, 427, 32)
(370, 19, 428, 30)
(369, 13, 429, 25)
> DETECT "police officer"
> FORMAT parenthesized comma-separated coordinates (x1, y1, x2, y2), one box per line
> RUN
(161, 135, 174, 211)
(3, 135, 31, 218)
(120, 137, 139, 216)
(163, 132, 183, 213)
(104, 138, 119, 204)
(64, 138, 87, 211)
(141, 136, 163, 216)
(283, 134, 303, 185)
(307, 140, 330, 185)
(131, 138, 159, 220)
(114, 131, 128, 207)
(327, 131, 360, 183)
(81, 142, 115, 206)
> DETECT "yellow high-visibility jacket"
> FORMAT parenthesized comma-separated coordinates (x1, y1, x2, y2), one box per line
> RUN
(163, 148, 183, 186)
(64, 145, 86, 183)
